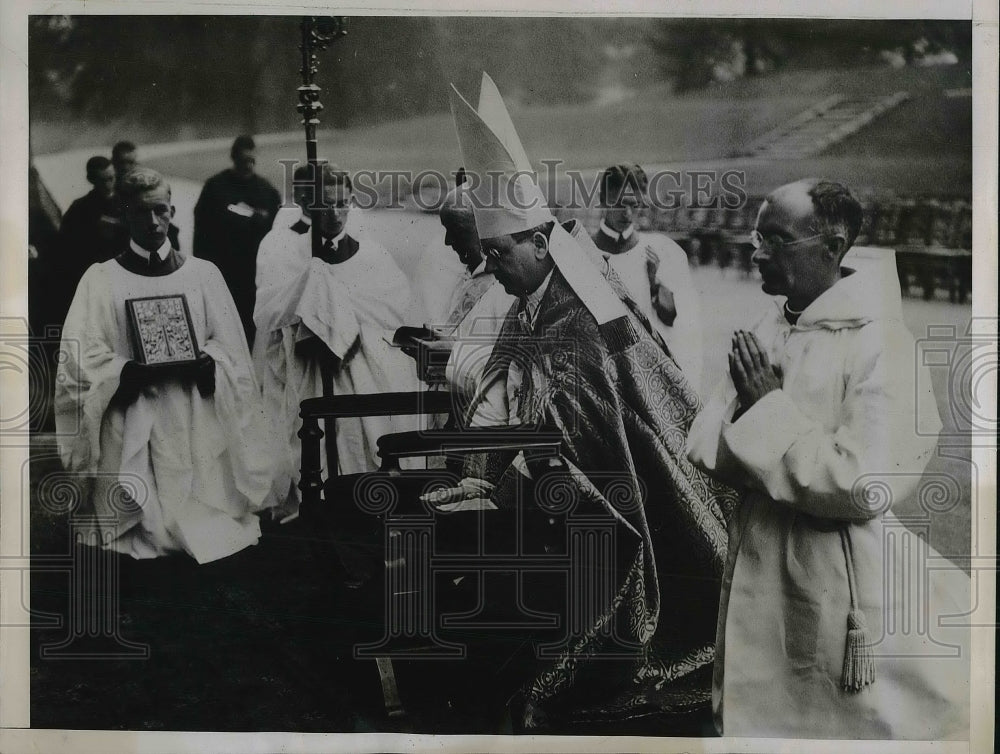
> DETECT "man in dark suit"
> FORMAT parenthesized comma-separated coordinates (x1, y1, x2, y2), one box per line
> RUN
(54, 155, 127, 325)
(193, 135, 281, 345)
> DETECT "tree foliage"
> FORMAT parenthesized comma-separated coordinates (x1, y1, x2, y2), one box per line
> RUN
(28, 16, 972, 140)
(29, 15, 644, 136)
(649, 19, 972, 92)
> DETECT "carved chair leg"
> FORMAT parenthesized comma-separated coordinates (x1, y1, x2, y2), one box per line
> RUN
(298, 416, 324, 506)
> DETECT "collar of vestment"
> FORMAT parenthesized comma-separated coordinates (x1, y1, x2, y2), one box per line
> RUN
(594, 221, 639, 254)
(469, 258, 490, 278)
(290, 212, 312, 234)
(774, 265, 904, 331)
(518, 269, 555, 329)
(317, 232, 359, 265)
(324, 227, 347, 247)
(130, 238, 171, 261)
(116, 239, 183, 276)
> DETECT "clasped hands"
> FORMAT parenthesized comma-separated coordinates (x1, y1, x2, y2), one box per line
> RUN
(117, 352, 215, 404)
(729, 330, 782, 417)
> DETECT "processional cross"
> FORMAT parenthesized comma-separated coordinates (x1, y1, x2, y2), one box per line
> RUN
(297, 15, 347, 475)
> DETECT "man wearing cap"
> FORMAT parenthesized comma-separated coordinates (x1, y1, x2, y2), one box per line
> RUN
(441, 74, 737, 727)
(687, 179, 970, 739)
(593, 164, 703, 392)
(252, 162, 418, 517)
(55, 167, 274, 563)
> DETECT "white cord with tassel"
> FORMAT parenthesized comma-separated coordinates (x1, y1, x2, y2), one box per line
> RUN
(840, 526, 876, 692)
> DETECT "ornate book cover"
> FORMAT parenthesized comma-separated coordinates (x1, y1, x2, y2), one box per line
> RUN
(125, 294, 200, 366)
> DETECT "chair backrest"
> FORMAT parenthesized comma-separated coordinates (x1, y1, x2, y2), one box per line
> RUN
(298, 390, 458, 505)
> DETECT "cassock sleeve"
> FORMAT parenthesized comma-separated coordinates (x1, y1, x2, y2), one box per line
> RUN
(55, 265, 130, 473)
(715, 322, 941, 521)
(196, 262, 274, 509)
(652, 237, 702, 384)
(686, 380, 746, 488)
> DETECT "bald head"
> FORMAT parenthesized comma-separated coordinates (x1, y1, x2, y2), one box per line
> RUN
(752, 179, 862, 309)
(439, 185, 482, 270)
(766, 179, 863, 250)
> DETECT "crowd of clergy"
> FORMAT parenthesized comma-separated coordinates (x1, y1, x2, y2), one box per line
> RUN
(50, 73, 970, 738)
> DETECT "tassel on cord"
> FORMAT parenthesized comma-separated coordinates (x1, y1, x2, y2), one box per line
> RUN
(840, 527, 876, 692)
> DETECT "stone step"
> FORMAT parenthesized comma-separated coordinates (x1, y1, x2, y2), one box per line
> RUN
(742, 91, 910, 158)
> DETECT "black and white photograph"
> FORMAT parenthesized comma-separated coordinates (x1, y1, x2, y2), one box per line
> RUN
(0, 2, 995, 752)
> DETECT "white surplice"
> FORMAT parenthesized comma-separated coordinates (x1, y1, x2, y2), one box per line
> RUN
(601, 227, 703, 393)
(55, 255, 274, 563)
(253, 220, 419, 510)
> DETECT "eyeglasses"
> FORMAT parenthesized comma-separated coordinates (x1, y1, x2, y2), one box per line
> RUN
(750, 229, 823, 251)
(483, 245, 503, 261)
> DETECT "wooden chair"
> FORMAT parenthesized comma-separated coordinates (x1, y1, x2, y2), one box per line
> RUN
(297, 391, 576, 723)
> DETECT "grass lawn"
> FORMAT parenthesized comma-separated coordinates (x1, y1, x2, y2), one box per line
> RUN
(125, 63, 970, 197)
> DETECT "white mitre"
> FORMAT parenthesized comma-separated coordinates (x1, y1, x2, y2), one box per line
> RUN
(448, 73, 630, 329)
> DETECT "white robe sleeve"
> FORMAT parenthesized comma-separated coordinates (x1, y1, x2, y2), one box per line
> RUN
(651, 236, 702, 390)
(55, 265, 130, 474)
(444, 282, 516, 399)
(716, 322, 941, 520)
(197, 263, 274, 509)
(686, 378, 745, 486)
(295, 260, 362, 360)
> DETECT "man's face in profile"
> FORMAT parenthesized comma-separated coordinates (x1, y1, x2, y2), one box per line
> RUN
(751, 184, 825, 299)
(440, 204, 481, 268)
(483, 232, 550, 297)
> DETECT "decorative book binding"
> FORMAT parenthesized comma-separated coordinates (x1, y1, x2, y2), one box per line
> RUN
(125, 294, 199, 366)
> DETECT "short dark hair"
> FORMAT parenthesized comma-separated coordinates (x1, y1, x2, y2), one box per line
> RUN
(112, 140, 137, 160)
(599, 164, 648, 206)
(293, 161, 352, 192)
(510, 220, 556, 244)
(807, 181, 864, 250)
(119, 167, 170, 207)
(85, 155, 112, 178)
(231, 134, 256, 159)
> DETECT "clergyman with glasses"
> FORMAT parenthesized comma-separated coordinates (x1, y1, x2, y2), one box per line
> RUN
(686, 178, 970, 739)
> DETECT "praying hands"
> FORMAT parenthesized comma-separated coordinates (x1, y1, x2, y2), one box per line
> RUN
(729, 330, 782, 414)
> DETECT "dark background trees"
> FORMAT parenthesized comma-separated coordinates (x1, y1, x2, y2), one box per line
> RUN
(28, 16, 971, 151)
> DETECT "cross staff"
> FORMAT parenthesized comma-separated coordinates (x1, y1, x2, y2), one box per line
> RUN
(297, 15, 347, 478)
(297, 16, 347, 258)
